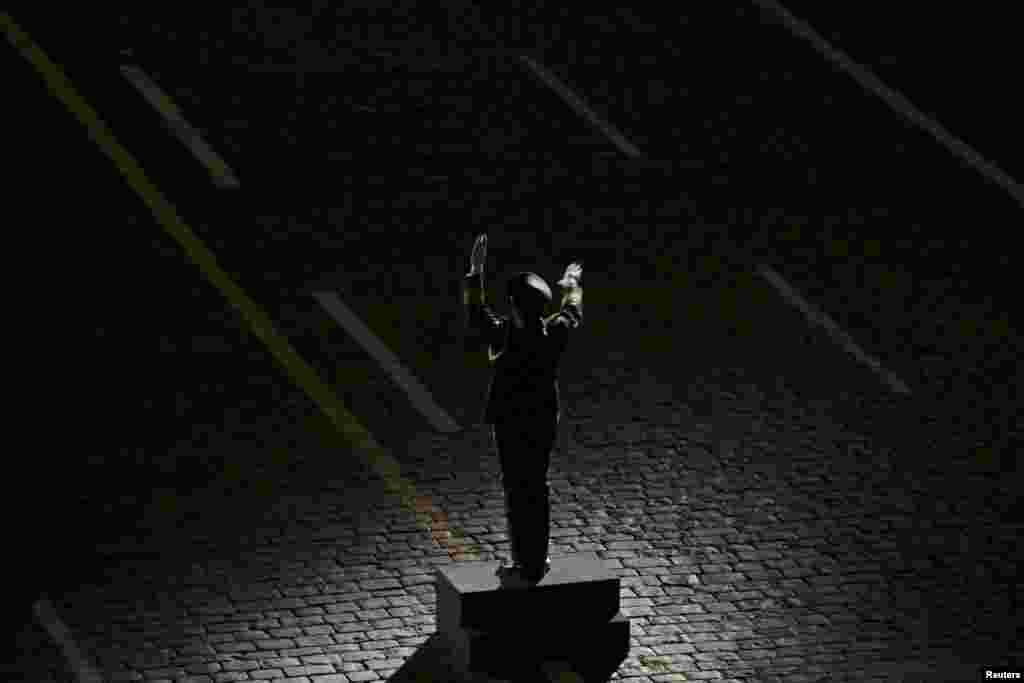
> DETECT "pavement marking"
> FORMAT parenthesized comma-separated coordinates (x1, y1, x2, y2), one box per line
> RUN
(7, 14, 559, 680)
(119, 63, 241, 188)
(313, 290, 461, 433)
(32, 598, 103, 683)
(751, 0, 1024, 210)
(757, 264, 912, 395)
(2, 5, 478, 599)
(509, 51, 909, 397)
(518, 54, 644, 159)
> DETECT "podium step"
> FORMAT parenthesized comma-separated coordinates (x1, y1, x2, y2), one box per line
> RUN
(445, 611, 630, 680)
(435, 552, 621, 634)
(434, 553, 630, 679)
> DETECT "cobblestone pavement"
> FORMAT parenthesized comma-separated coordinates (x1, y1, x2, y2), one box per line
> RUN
(25, 334, 1024, 682)
(7, 4, 1021, 681)
(16, 253, 1024, 683)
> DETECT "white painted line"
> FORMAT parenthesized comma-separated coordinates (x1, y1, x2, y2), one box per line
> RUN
(513, 47, 911, 399)
(751, 0, 1024, 210)
(119, 64, 241, 189)
(757, 265, 912, 395)
(312, 290, 462, 433)
(32, 598, 104, 683)
(518, 55, 644, 159)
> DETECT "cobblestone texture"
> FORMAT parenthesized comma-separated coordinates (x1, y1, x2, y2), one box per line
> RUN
(8, 4, 1020, 682)
(30, 348, 1021, 681)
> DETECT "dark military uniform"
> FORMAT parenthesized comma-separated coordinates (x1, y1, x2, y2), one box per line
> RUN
(462, 272, 583, 577)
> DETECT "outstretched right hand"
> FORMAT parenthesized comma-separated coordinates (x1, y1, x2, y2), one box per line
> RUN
(557, 261, 583, 287)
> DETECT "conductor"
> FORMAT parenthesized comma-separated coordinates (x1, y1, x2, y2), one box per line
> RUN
(462, 234, 584, 582)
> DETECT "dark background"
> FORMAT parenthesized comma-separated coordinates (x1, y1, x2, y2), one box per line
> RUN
(4, 2, 1020, 676)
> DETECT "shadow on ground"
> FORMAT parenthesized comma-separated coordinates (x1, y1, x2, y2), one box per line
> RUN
(385, 631, 619, 683)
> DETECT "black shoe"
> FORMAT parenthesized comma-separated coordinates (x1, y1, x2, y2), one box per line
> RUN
(495, 563, 530, 588)
(497, 556, 550, 572)
(518, 557, 552, 582)
(496, 557, 551, 583)
(519, 565, 550, 583)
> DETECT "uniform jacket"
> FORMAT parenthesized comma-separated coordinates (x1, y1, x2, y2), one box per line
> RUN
(463, 272, 583, 425)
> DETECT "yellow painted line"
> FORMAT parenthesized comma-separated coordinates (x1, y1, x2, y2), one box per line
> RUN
(542, 659, 586, 683)
(1, 7, 480, 578)
(119, 63, 240, 188)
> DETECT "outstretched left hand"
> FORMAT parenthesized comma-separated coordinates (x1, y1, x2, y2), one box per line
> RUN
(468, 234, 488, 275)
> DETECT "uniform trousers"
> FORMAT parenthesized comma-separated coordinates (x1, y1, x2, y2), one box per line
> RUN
(492, 412, 557, 576)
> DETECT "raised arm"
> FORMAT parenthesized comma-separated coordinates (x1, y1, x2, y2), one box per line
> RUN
(462, 234, 507, 352)
(552, 261, 584, 328)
